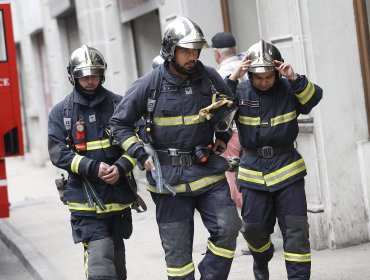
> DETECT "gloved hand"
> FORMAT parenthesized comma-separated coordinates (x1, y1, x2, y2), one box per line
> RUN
(227, 156, 240, 172)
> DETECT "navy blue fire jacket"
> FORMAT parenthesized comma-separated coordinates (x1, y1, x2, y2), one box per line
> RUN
(48, 86, 136, 216)
(110, 61, 234, 195)
(226, 74, 323, 192)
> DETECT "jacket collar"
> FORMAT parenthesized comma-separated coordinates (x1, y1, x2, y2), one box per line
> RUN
(72, 86, 108, 108)
(163, 60, 207, 86)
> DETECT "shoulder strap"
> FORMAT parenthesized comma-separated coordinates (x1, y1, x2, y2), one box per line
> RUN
(202, 66, 219, 97)
(63, 93, 74, 131)
(144, 66, 164, 144)
(62, 93, 75, 149)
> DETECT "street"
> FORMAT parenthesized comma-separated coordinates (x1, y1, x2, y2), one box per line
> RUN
(0, 237, 33, 280)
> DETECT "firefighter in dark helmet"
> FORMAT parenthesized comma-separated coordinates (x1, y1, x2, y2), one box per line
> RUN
(48, 45, 138, 280)
(110, 17, 241, 280)
(227, 40, 323, 280)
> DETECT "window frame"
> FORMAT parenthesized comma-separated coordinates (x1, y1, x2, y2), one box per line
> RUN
(354, 0, 370, 137)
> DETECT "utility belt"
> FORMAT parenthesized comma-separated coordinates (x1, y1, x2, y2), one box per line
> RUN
(156, 149, 195, 167)
(156, 144, 218, 167)
(243, 143, 295, 159)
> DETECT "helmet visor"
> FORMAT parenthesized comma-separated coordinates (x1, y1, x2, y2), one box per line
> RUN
(249, 66, 275, 73)
(73, 67, 105, 79)
(177, 41, 209, 50)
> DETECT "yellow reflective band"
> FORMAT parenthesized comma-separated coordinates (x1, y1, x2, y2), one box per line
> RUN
(167, 262, 195, 277)
(284, 251, 311, 262)
(67, 202, 131, 214)
(71, 154, 84, 173)
(264, 159, 306, 187)
(153, 114, 205, 126)
(238, 115, 261, 126)
(146, 174, 226, 194)
(238, 167, 265, 185)
(121, 136, 140, 151)
(84, 244, 89, 278)
(247, 239, 271, 253)
(189, 174, 226, 191)
(146, 183, 187, 194)
(296, 81, 315, 105)
(86, 139, 111, 150)
(183, 114, 204, 125)
(122, 154, 136, 168)
(271, 110, 297, 126)
(207, 240, 235, 259)
(154, 116, 183, 126)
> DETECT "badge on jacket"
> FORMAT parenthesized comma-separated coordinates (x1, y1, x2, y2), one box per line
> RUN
(185, 87, 193, 95)
(239, 99, 259, 107)
(89, 115, 96, 122)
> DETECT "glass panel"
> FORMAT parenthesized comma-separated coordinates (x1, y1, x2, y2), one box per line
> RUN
(0, 10, 7, 62)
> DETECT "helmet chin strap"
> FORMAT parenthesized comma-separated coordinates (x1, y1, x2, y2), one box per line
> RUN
(171, 59, 196, 75)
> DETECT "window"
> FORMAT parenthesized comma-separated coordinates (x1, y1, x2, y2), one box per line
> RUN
(0, 10, 7, 62)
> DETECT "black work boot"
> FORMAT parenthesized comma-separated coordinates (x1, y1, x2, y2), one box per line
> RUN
(253, 261, 269, 280)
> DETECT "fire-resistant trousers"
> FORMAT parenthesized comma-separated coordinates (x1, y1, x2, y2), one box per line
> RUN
(70, 210, 132, 280)
(151, 179, 241, 280)
(240, 179, 311, 280)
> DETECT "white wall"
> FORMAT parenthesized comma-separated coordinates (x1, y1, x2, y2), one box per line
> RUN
(308, 0, 369, 247)
(11, 0, 51, 166)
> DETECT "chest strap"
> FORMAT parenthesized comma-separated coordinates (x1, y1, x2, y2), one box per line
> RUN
(243, 143, 295, 159)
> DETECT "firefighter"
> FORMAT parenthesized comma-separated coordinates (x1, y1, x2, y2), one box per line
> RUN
(48, 45, 138, 280)
(227, 40, 323, 280)
(110, 17, 241, 280)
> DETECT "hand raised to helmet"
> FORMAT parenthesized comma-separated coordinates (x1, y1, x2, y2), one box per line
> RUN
(273, 60, 297, 81)
(229, 55, 251, 81)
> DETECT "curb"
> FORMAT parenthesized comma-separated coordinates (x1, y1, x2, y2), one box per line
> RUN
(0, 219, 65, 280)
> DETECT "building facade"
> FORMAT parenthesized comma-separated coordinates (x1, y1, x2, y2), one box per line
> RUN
(9, 0, 370, 250)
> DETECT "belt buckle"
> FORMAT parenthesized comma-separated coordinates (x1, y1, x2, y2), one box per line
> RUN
(179, 155, 192, 167)
(261, 146, 273, 158)
(168, 148, 179, 157)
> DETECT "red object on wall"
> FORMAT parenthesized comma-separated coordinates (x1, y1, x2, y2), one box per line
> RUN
(0, 2, 24, 218)
(0, 159, 9, 218)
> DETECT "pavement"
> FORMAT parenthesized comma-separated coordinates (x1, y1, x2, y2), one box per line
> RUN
(1, 155, 370, 280)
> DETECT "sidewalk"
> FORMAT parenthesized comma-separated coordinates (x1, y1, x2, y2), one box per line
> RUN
(1, 155, 370, 279)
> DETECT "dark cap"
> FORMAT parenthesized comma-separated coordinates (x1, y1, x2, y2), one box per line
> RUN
(211, 32, 236, 48)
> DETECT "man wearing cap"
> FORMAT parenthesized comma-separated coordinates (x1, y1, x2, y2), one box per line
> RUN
(212, 32, 247, 82)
